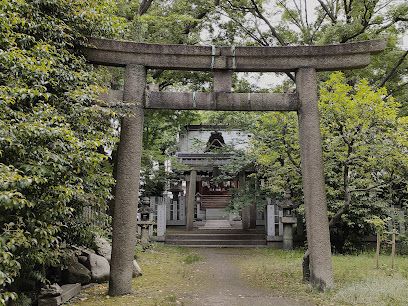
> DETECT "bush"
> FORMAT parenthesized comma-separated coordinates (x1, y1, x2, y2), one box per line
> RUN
(0, 0, 125, 303)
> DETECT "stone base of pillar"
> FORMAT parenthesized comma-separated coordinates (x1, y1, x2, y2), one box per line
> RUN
(282, 223, 293, 250)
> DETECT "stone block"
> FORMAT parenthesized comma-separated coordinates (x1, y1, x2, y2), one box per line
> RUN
(281, 216, 297, 224)
(60, 283, 81, 303)
(38, 283, 81, 306)
(39, 283, 62, 298)
(132, 260, 142, 278)
(38, 296, 61, 306)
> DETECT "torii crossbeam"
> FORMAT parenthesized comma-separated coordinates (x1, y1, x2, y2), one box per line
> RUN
(83, 37, 386, 295)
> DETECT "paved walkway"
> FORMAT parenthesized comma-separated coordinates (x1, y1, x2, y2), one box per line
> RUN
(181, 248, 312, 306)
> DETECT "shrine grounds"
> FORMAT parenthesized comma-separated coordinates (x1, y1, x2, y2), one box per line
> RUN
(70, 245, 408, 306)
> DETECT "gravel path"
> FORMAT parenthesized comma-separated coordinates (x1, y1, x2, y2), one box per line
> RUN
(181, 248, 313, 306)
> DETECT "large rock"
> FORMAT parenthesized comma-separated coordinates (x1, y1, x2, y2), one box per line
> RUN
(86, 253, 110, 283)
(94, 236, 112, 262)
(94, 236, 142, 278)
(63, 261, 91, 285)
(132, 260, 142, 277)
(77, 255, 88, 266)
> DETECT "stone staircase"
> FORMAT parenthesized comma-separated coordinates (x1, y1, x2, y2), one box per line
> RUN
(199, 220, 232, 229)
(165, 227, 267, 248)
(201, 194, 231, 209)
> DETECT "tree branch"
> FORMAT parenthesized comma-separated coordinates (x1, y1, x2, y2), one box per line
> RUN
(250, 0, 287, 46)
(350, 177, 398, 193)
(385, 80, 408, 98)
(227, 14, 269, 46)
(340, 0, 373, 43)
(139, 0, 154, 16)
(317, 0, 337, 23)
(378, 50, 408, 88)
(282, 125, 302, 175)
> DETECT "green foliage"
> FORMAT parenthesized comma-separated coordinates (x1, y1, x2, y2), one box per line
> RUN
(365, 216, 390, 234)
(183, 253, 202, 264)
(228, 179, 267, 213)
(0, 0, 125, 303)
(245, 72, 408, 251)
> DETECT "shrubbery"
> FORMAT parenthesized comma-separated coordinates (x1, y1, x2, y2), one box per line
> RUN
(0, 0, 124, 303)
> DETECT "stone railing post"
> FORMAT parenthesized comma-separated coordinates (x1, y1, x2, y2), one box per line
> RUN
(296, 67, 333, 290)
(109, 64, 145, 296)
(266, 200, 275, 238)
(186, 170, 197, 231)
(156, 201, 167, 239)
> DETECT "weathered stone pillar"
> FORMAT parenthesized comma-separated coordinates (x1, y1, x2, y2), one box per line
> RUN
(213, 70, 232, 92)
(186, 170, 197, 231)
(296, 68, 334, 290)
(156, 202, 167, 239)
(109, 64, 145, 296)
(282, 223, 294, 250)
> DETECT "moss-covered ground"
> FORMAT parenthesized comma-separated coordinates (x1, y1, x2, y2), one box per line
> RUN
(70, 245, 408, 306)
(237, 248, 408, 306)
(70, 244, 204, 306)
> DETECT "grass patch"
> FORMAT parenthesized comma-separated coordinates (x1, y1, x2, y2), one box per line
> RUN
(183, 253, 202, 264)
(333, 276, 408, 306)
(69, 244, 204, 306)
(237, 248, 408, 306)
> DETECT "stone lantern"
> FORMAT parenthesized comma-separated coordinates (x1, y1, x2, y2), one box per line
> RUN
(278, 191, 297, 250)
(139, 197, 152, 244)
(168, 181, 183, 201)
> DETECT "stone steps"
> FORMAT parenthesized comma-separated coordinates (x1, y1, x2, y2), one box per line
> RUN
(166, 239, 266, 246)
(205, 209, 230, 220)
(166, 244, 269, 248)
(165, 228, 267, 247)
(167, 233, 265, 240)
(199, 220, 231, 229)
(201, 194, 231, 209)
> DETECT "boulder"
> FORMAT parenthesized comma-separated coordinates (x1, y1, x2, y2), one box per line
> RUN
(94, 236, 112, 262)
(77, 255, 88, 265)
(72, 245, 95, 257)
(132, 260, 142, 277)
(86, 253, 110, 283)
(39, 283, 62, 298)
(63, 261, 91, 285)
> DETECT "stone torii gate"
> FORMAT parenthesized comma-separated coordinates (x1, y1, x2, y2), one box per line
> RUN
(84, 38, 385, 295)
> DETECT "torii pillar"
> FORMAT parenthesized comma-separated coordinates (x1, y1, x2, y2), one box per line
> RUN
(109, 64, 145, 296)
(296, 68, 334, 289)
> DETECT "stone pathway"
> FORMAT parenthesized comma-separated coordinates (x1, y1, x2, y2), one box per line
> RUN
(180, 248, 313, 306)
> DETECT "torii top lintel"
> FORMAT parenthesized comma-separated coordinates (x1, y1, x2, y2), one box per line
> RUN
(84, 37, 386, 72)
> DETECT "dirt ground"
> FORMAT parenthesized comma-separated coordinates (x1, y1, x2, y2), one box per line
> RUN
(182, 248, 311, 306)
